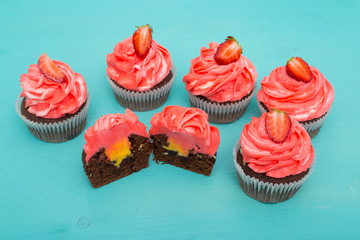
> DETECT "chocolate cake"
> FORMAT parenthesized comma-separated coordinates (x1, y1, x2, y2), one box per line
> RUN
(110, 70, 173, 111)
(188, 87, 255, 124)
(82, 134, 152, 188)
(21, 98, 87, 124)
(237, 148, 309, 184)
(193, 87, 254, 107)
(19, 98, 89, 143)
(151, 134, 216, 176)
(236, 147, 310, 203)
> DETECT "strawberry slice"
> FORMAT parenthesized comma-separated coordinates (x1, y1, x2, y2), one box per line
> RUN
(132, 24, 152, 58)
(38, 53, 66, 83)
(286, 57, 313, 82)
(265, 110, 292, 143)
(214, 36, 242, 65)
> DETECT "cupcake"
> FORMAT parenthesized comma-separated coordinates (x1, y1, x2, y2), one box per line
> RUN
(234, 110, 315, 203)
(106, 24, 176, 111)
(257, 57, 334, 138)
(82, 109, 152, 188)
(149, 106, 220, 176)
(16, 53, 90, 143)
(183, 36, 257, 123)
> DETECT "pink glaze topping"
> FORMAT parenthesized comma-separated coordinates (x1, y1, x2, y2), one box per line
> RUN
(183, 42, 257, 102)
(84, 109, 149, 162)
(149, 106, 220, 156)
(20, 60, 87, 119)
(240, 113, 314, 178)
(106, 37, 171, 92)
(257, 66, 334, 122)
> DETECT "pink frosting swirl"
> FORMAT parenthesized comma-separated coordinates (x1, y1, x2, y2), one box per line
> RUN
(149, 106, 220, 156)
(240, 113, 314, 178)
(183, 42, 257, 102)
(83, 109, 149, 162)
(106, 37, 172, 92)
(257, 66, 334, 122)
(20, 61, 87, 119)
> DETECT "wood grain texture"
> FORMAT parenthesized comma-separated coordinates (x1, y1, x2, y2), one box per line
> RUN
(1, 0, 359, 239)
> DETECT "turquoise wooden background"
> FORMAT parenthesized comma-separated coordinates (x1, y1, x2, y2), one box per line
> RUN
(1, 0, 359, 239)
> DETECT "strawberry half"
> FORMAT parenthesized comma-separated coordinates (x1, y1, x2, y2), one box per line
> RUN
(265, 110, 292, 143)
(214, 36, 242, 65)
(286, 57, 313, 82)
(38, 53, 66, 84)
(132, 24, 152, 58)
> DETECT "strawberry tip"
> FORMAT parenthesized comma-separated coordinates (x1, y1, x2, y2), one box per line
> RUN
(287, 57, 294, 64)
(135, 24, 153, 32)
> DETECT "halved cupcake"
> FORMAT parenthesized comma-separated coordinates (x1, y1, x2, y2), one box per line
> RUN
(82, 109, 151, 188)
(149, 106, 220, 176)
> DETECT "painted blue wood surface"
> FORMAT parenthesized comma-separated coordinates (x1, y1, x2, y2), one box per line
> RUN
(1, 0, 359, 239)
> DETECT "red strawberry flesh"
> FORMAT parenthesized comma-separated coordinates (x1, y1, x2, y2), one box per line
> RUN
(265, 110, 292, 143)
(133, 24, 152, 58)
(38, 53, 66, 84)
(214, 36, 242, 65)
(286, 57, 313, 82)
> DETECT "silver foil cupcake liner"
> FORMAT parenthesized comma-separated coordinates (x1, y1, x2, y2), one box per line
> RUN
(187, 83, 257, 124)
(106, 64, 176, 111)
(15, 92, 90, 143)
(233, 140, 314, 203)
(257, 99, 331, 138)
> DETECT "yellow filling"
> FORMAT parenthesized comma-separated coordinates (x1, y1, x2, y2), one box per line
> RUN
(163, 138, 188, 157)
(105, 138, 131, 167)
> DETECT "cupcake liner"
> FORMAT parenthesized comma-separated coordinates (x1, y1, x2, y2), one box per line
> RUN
(257, 99, 332, 138)
(233, 140, 314, 203)
(187, 83, 257, 124)
(106, 64, 176, 111)
(300, 109, 331, 138)
(15, 92, 90, 143)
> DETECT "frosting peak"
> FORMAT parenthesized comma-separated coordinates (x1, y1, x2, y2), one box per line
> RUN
(20, 60, 87, 119)
(257, 66, 334, 121)
(149, 106, 220, 156)
(240, 113, 314, 178)
(183, 42, 257, 102)
(106, 37, 171, 92)
(83, 109, 149, 162)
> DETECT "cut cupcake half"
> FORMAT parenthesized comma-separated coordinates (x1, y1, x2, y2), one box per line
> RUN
(149, 106, 220, 176)
(82, 110, 151, 188)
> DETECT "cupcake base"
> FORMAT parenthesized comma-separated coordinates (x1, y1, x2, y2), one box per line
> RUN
(82, 134, 152, 188)
(233, 140, 313, 203)
(15, 93, 90, 143)
(151, 134, 216, 176)
(257, 101, 331, 138)
(106, 64, 176, 112)
(188, 83, 256, 124)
